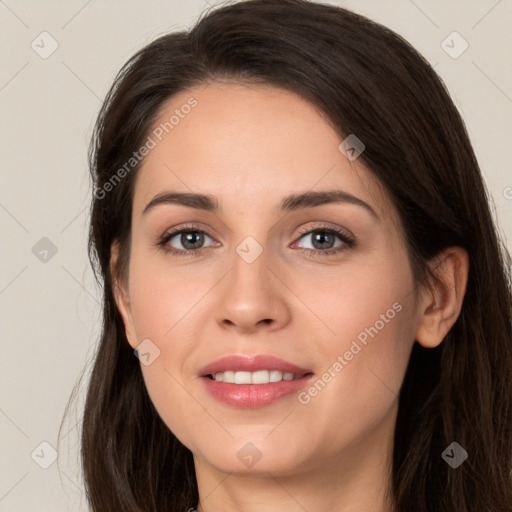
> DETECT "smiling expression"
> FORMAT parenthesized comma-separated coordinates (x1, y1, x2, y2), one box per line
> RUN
(112, 81, 422, 476)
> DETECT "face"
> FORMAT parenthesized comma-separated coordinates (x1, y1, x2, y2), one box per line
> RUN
(113, 81, 423, 478)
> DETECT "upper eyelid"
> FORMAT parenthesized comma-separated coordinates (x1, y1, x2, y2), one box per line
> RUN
(296, 222, 353, 238)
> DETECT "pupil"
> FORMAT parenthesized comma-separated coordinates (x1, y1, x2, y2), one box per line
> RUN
(182, 231, 204, 250)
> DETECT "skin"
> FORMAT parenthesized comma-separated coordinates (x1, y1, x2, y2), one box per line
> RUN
(111, 81, 469, 512)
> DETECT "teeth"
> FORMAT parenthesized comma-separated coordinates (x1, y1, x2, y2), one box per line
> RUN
(211, 370, 303, 384)
(270, 370, 283, 382)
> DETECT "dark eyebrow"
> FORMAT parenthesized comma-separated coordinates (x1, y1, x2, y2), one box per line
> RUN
(142, 190, 379, 220)
(280, 190, 379, 220)
(142, 192, 219, 215)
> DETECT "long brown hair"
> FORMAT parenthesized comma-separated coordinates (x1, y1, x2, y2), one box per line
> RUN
(64, 0, 512, 510)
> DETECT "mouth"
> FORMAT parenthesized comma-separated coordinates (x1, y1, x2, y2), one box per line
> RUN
(200, 372, 314, 408)
(198, 355, 315, 408)
(205, 370, 310, 384)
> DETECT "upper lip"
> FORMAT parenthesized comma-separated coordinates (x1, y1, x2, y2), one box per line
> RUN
(199, 355, 313, 376)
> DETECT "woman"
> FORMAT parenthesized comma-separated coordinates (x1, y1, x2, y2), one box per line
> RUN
(74, 0, 512, 510)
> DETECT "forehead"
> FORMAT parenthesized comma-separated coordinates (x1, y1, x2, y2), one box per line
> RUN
(132, 81, 394, 222)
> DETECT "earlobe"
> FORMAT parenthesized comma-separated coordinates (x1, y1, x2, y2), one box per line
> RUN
(110, 241, 138, 349)
(415, 246, 469, 349)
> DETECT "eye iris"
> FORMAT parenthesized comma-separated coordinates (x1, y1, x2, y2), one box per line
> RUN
(312, 231, 335, 250)
(181, 231, 204, 250)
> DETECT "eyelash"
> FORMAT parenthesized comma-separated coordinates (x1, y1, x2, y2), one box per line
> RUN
(155, 223, 355, 258)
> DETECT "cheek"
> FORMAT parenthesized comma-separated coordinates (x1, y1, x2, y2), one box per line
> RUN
(127, 249, 204, 340)
(293, 249, 415, 358)
(297, 263, 416, 438)
(125, 252, 211, 448)
(298, 249, 414, 383)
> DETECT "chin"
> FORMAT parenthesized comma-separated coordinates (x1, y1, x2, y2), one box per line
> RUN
(192, 437, 312, 477)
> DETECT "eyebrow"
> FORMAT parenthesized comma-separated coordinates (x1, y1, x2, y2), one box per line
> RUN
(142, 189, 379, 220)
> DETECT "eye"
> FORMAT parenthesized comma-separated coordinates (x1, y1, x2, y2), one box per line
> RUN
(293, 225, 355, 257)
(156, 223, 355, 258)
(156, 224, 218, 257)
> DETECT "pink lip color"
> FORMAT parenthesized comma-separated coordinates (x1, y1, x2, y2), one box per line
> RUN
(199, 355, 314, 409)
(201, 375, 314, 408)
(199, 354, 312, 376)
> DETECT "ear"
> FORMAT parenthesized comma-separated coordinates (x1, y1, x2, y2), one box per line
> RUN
(415, 246, 469, 348)
(110, 241, 138, 349)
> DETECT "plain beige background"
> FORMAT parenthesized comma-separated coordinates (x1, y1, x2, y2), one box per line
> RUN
(1, 1, 511, 510)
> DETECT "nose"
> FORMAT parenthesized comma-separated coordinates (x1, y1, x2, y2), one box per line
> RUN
(215, 247, 291, 334)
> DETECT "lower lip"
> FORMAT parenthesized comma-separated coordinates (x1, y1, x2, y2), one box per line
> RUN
(201, 374, 314, 408)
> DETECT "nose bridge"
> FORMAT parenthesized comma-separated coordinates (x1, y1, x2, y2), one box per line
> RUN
(214, 230, 290, 331)
(229, 233, 271, 299)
